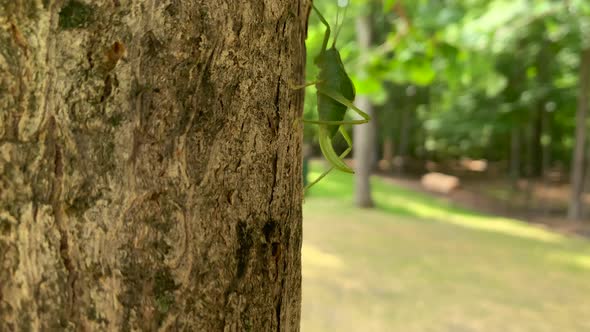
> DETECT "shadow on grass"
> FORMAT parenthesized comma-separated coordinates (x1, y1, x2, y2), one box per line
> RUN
(306, 165, 568, 245)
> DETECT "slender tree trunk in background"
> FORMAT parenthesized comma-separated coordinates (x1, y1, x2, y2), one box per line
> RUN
(568, 48, 590, 221)
(382, 135, 394, 171)
(0, 1, 308, 330)
(538, 41, 553, 179)
(369, 112, 379, 170)
(525, 116, 536, 214)
(541, 106, 553, 216)
(542, 109, 552, 176)
(354, 13, 374, 208)
(397, 104, 412, 176)
(531, 103, 544, 178)
(380, 83, 397, 173)
(507, 125, 522, 213)
(510, 125, 521, 187)
(354, 97, 375, 208)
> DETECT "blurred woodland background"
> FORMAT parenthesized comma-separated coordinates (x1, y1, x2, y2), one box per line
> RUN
(301, 0, 590, 331)
(304, 0, 590, 225)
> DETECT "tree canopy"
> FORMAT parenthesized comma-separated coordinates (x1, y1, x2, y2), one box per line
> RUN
(305, 0, 590, 170)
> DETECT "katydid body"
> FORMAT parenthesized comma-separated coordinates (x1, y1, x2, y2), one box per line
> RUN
(297, 4, 371, 190)
(316, 48, 355, 138)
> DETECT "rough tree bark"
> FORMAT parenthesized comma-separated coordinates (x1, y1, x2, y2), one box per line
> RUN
(0, 0, 309, 330)
(568, 48, 590, 221)
(353, 12, 374, 208)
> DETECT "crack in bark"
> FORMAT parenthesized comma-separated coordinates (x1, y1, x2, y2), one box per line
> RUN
(275, 276, 287, 332)
(273, 78, 281, 112)
(275, 299, 281, 332)
(48, 117, 77, 325)
(168, 201, 189, 270)
(100, 74, 113, 102)
(268, 153, 279, 210)
(185, 41, 218, 138)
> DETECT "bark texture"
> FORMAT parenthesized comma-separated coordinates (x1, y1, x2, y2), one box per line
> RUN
(568, 48, 590, 221)
(0, 0, 309, 330)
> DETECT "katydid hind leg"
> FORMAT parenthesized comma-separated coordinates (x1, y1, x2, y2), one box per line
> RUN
(305, 166, 334, 191)
(312, 5, 331, 53)
(306, 134, 352, 190)
(308, 127, 354, 191)
(317, 86, 371, 121)
(339, 126, 352, 147)
(303, 118, 368, 125)
(318, 125, 353, 173)
(288, 80, 322, 90)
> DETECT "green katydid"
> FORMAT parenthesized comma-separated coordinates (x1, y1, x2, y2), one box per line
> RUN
(294, 3, 371, 190)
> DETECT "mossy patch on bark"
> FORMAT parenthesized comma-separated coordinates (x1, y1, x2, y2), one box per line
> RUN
(58, 0, 94, 30)
(154, 269, 177, 315)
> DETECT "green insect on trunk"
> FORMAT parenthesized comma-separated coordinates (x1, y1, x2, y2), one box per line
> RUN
(316, 48, 356, 138)
(295, 4, 371, 190)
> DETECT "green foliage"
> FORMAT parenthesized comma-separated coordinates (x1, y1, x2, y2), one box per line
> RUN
(302, 5, 371, 190)
(304, 0, 588, 166)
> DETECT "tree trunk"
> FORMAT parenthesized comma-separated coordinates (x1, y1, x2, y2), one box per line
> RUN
(510, 124, 521, 187)
(382, 135, 394, 172)
(531, 104, 544, 177)
(0, 1, 308, 331)
(353, 13, 374, 208)
(525, 119, 536, 215)
(379, 83, 397, 173)
(354, 97, 375, 208)
(538, 40, 552, 180)
(541, 103, 553, 216)
(568, 48, 590, 221)
(542, 109, 552, 176)
(397, 102, 412, 176)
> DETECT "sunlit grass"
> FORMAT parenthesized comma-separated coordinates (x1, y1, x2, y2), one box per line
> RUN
(302, 163, 590, 332)
(308, 166, 563, 243)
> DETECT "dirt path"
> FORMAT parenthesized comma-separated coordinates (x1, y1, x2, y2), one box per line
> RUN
(377, 173, 590, 239)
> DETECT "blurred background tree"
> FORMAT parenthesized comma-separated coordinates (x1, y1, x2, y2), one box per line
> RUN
(304, 0, 590, 221)
(301, 2, 590, 331)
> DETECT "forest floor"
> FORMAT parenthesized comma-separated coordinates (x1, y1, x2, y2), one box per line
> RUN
(301, 163, 590, 332)
(376, 172, 590, 238)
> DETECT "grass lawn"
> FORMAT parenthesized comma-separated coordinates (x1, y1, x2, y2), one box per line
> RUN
(301, 164, 590, 332)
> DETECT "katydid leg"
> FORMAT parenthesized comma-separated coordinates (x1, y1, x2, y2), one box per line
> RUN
(304, 118, 368, 125)
(288, 80, 322, 90)
(316, 86, 371, 121)
(317, 125, 353, 173)
(312, 5, 330, 53)
(306, 127, 353, 190)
